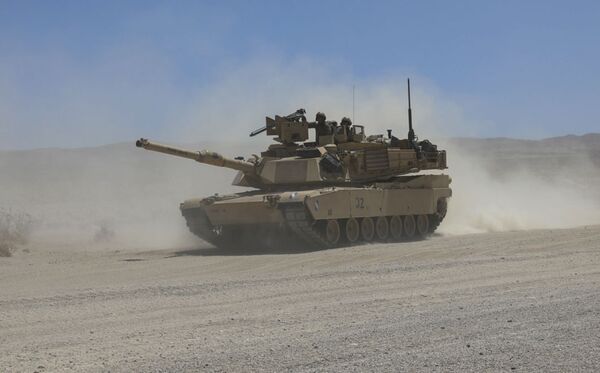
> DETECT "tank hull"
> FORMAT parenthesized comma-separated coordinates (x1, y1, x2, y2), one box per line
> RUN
(180, 174, 451, 250)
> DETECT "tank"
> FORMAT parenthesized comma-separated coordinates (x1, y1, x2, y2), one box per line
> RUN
(136, 80, 451, 250)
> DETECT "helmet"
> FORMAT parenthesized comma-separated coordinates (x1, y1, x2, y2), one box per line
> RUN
(340, 117, 352, 126)
(315, 112, 326, 122)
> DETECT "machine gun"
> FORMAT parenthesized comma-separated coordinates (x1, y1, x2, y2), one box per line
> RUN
(284, 108, 307, 122)
(249, 108, 307, 138)
(249, 108, 311, 144)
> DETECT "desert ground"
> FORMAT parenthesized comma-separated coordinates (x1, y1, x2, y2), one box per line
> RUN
(1, 135, 600, 372)
(1, 226, 600, 372)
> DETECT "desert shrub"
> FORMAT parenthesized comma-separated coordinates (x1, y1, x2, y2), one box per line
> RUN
(0, 209, 34, 254)
(94, 221, 116, 243)
(0, 242, 11, 257)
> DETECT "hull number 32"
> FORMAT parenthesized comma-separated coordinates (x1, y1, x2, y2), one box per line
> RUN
(355, 197, 365, 209)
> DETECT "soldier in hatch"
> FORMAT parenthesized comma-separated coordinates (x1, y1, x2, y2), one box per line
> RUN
(333, 116, 353, 143)
(340, 117, 352, 129)
(315, 112, 332, 136)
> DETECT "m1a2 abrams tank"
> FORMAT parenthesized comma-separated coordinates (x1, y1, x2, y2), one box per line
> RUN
(136, 79, 451, 250)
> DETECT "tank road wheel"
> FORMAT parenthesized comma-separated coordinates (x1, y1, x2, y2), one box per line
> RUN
(360, 217, 375, 242)
(344, 218, 360, 243)
(375, 216, 389, 241)
(403, 215, 417, 239)
(416, 215, 430, 238)
(324, 219, 341, 246)
(389, 216, 403, 241)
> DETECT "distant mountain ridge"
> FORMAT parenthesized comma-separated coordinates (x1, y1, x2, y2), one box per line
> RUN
(447, 133, 600, 165)
(449, 133, 600, 149)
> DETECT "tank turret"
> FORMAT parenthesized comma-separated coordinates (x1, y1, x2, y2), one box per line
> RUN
(136, 126, 446, 190)
(136, 83, 447, 189)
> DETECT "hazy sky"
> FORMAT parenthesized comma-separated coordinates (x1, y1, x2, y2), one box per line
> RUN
(1, 0, 599, 149)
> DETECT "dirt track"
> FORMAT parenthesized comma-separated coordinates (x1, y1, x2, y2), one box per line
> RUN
(1, 226, 600, 372)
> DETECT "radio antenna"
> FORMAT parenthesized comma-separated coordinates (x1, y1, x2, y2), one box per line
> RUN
(352, 85, 356, 124)
(407, 78, 415, 143)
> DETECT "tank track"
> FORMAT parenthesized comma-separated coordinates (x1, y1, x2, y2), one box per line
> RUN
(428, 197, 448, 233)
(183, 205, 332, 251)
(181, 208, 223, 247)
(182, 207, 289, 251)
(282, 205, 332, 250)
(282, 199, 448, 250)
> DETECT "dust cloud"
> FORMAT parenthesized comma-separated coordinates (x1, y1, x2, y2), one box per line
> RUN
(1, 135, 599, 252)
(439, 136, 600, 235)
(0, 143, 247, 251)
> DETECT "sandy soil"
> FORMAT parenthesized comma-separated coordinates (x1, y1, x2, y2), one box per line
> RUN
(1, 226, 599, 372)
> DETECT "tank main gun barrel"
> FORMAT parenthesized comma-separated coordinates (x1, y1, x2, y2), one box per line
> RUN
(135, 138, 255, 174)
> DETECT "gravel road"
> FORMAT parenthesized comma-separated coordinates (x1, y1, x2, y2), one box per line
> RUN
(2, 226, 600, 372)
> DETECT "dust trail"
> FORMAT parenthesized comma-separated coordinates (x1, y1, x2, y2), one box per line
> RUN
(439, 137, 600, 235)
(2, 136, 599, 253)
(0, 143, 247, 251)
